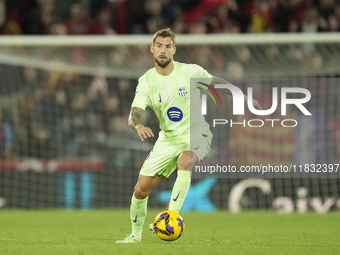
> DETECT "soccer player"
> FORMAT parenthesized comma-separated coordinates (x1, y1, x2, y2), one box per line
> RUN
(116, 28, 262, 243)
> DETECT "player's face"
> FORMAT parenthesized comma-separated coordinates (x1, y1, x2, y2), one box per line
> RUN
(151, 37, 176, 68)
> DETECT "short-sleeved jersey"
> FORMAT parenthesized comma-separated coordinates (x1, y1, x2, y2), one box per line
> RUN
(132, 61, 212, 145)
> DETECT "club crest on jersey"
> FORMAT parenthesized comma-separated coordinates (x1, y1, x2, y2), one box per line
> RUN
(178, 87, 187, 97)
(167, 107, 183, 122)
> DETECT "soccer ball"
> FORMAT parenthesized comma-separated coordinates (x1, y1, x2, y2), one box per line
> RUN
(152, 210, 185, 241)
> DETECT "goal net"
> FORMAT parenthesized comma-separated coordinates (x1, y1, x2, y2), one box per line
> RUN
(0, 33, 339, 213)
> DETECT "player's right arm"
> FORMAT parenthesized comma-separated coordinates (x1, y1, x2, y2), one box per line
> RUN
(130, 75, 154, 141)
(128, 107, 154, 141)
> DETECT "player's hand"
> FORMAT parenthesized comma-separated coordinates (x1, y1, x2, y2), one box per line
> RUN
(135, 124, 154, 141)
(244, 95, 263, 111)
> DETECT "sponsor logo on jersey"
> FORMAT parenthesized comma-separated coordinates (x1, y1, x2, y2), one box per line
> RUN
(167, 107, 183, 122)
(194, 146, 200, 150)
(178, 87, 187, 97)
(133, 215, 137, 222)
(159, 93, 162, 102)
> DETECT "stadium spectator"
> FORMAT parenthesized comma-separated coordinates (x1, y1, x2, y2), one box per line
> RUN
(49, 22, 67, 35)
(63, 3, 103, 35)
(110, 46, 130, 69)
(144, 0, 176, 34)
(114, 79, 134, 115)
(58, 87, 98, 158)
(111, 0, 134, 34)
(101, 95, 120, 135)
(87, 73, 110, 128)
(17, 68, 44, 142)
(0, 64, 25, 95)
(235, 46, 252, 71)
(226, 61, 244, 78)
(300, 7, 323, 33)
(97, 7, 116, 35)
(250, 0, 274, 33)
(328, 13, 340, 32)
(23, 0, 56, 34)
(130, 45, 154, 69)
(171, 16, 189, 34)
(319, 3, 340, 31)
(226, 0, 252, 33)
(26, 123, 53, 159)
(5, 0, 37, 34)
(29, 85, 68, 157)
(189, 20, 208, 34)
(0, 109, 14, 159)
(273, 0, 305, 32)
(186, 45, 225, 71)
(31, 7, 56, 34)
(317, 0, 334, 21)
(88, 73, 109, 100)
(307, 53, 323, 75)
(109, 116, 135, 168)
(0, 1, 22, 35)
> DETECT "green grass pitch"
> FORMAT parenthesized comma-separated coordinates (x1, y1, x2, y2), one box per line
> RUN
(0, 209, 339, 255)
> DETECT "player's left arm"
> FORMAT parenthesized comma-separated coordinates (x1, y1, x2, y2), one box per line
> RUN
(210, 75, 263, 110)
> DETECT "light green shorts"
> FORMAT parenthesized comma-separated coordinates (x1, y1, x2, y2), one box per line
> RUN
(140, 131, 212, 178)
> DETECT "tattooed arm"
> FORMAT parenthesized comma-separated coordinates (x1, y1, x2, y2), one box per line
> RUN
(128, 107, 154, 141)
(210, 75, 262, 110)
(128, 107, 144, 131)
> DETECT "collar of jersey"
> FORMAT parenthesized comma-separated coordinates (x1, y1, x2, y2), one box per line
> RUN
(153, 61, 178, 78)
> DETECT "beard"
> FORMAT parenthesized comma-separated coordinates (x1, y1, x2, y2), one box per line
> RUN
(155, 57, 172, 68)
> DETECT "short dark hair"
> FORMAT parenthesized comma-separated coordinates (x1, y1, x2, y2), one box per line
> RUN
(152, 28, 176, 46)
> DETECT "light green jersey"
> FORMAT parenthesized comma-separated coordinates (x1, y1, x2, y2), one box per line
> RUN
(132, 61, 212, 145)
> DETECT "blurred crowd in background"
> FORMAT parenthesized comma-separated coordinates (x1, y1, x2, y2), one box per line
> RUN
(1, 0, 340, 35)
(0, 66, 149, 168)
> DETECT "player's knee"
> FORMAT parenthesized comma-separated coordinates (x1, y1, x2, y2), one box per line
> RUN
(178, 157, 191, 170)
(134, 186, 150, 199)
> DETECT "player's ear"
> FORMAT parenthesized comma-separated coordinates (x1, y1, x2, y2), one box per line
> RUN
(150, 45, 154, 54)
(173, 46, 176, 55)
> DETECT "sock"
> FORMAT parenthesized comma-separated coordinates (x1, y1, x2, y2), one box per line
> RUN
(132, 234, 141, 241)
(130, 194, 148, 238)
(168, 170, 191, 213)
